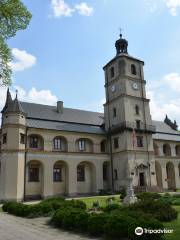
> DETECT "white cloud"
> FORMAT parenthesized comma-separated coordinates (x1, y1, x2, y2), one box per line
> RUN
(164, 73, 180, 92)
(164, 0, 180, 16)
(0, 87, 58, 113)
(51, 0, 74, 17)
(75, 2, 94, 16)
(50, 0, 94, 18)
(10, 48, 36, 72)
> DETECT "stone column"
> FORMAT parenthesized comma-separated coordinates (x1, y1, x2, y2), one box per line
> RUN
(67, 162, 77, 197)
(158, 143, 164, 157)
(174, 162, 180, 189)
(42, 161, 53, 198)
(171, 143, 176, 157)
(161, 162, 168, 189)
(94, 162, 103, 193)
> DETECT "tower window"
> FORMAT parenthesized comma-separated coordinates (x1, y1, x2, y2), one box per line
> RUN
(136, 120, 141, 129)
(3, 134, 7, 144)
(113, 108, 117, 118)
(110, 67, 115, 78)
(135, 105, 139, 115)
(114, 169, 118, 180)
(131, 64, 136, 75)
(20, 133, 25, 144)
(137, 136, 143, 147)
(114, 137, 119, 149)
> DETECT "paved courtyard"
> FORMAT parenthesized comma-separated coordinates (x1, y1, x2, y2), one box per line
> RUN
(0, 212, 100, 240)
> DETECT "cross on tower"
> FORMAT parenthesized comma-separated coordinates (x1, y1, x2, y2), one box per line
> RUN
(119, 27, 123, 38)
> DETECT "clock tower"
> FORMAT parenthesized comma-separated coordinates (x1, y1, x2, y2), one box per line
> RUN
(103, 34, 157, 191)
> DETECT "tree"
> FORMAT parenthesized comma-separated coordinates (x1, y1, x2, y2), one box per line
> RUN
(0, 0, 32, 86)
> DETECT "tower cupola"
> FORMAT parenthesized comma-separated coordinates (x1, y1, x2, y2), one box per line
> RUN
(115, 33, 128, 55)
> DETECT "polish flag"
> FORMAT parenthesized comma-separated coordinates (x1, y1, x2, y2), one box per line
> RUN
(132, 128, 136, 148)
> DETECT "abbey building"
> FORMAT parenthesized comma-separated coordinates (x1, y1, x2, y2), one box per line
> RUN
(0, 35, 180, 201)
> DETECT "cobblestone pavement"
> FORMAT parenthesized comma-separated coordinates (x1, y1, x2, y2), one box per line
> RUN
(0, 213, 100, 240)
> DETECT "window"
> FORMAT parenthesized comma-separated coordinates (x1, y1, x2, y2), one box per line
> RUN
(29, 166, 39, 182)
(114, 137, 119, 149)
(20, 133, 25, 144)
(137, 136, 143, 147)
(77, 165, 85, 181)
(30, 136, 38, 148)
(136, 120, 141, 129)
(135, 105, 139, 115)
(79, 139, 86, 151)
(54, 137, 61, 150)
(101, 141, 106, 153)
(131, 64, 136, 75)
(53, 167, 62, 182)
(113, 108, 117, 118)
(103, 164, 108, 181)
(114, 169, 118, 180)
(3, 134, 7, 144)
(110, 67, 115, 78)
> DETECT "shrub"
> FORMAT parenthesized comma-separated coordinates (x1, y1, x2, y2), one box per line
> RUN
(74, 211, 89, 232)
(136, 192, 161, 201)
(67, 199, 86, 210)
(172, 198, 180, 205)
(104, 203, 120, 212)
(50, 208, 68, 227)
(2, 202, 31, 217)
(129, 199, 177, 222)
(62, 208, 84, 230)
(88, 213, 109, 236)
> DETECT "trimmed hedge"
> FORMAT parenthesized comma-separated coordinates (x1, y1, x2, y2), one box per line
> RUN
(128, 199, 178, 222)
(2, 198, 86, 218)
(136, 192, 161, 201)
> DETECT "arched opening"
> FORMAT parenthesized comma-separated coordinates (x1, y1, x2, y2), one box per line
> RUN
(28, 134, 44, 150)
(103, 161, 111, 190)
(166, 162, 176, 190)
(175, 145, 180, 156)
(131, 64, 136, 75)
(77, 161, 96, 194)
(53, 161, 68, 196)
(53, 136, 68, 152)
(100, 140, 107, 153)
(154, 143, 159, 156)
(26, 160, 43, 200)
(76, 138, 93, 153)
(163, 144, 171, 156)
(155, 161, 162, 188)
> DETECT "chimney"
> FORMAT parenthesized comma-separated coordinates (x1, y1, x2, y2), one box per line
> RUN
(57, 101, 63, 114)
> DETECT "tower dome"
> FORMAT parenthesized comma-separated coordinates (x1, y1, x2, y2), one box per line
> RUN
(115, 33, 128, 55)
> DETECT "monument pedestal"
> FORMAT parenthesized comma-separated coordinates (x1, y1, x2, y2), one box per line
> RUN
(123, 177, 137, 204)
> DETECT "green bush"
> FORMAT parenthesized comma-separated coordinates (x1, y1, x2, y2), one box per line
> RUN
(129, 199, 177, 222)
(172, 198, 180, 205)
(74, 211, 89, 232)
(2, 202, 31, 217)
(50, 208, 68, 227)
(62, 208, 84, 230)
(104, 213, 135, 239)
(67, 199, 86, 210)
(103, 203, 120, 212)
(136, 192, 161, 201)
(87, 213, 109, 236)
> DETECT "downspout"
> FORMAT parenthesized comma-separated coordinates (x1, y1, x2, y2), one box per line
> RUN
(24, 127, 28, 201)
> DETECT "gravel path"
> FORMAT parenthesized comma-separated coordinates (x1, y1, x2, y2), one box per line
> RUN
(0, 213, 99, 240)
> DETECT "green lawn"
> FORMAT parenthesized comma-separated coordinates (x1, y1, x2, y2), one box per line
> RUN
(79, 195, 121, 209)
(164, 206, 180, 240)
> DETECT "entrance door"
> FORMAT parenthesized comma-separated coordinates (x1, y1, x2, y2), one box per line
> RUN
(139, 173, 145, 186)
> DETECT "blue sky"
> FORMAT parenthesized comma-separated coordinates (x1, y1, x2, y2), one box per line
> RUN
(1, 0, 180, 124)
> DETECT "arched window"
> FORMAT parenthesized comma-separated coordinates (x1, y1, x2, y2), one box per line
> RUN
(110, 66, 115, 78)
(131, 64, 136, 75)
(53, 163, 62, 182)
(175, 145, 180, 156)
(135, 105, 139, 115)
(53, 136, 67, 151)
(101, 140, 106, 153)
(163, 144, 171, 156)
(54, 137, 61, 150)
(29, 135, 44, 150)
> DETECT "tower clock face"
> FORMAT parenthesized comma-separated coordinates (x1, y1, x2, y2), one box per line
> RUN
(132, 82, 139, 90)
(111, 85, 116, 92)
